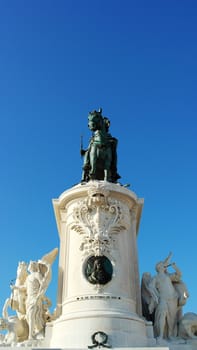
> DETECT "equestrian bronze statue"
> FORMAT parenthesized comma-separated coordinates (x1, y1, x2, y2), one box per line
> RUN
(81, 108, 120, 183)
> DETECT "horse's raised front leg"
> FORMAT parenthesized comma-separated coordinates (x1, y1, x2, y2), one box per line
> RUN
(89, 145, 97, 179)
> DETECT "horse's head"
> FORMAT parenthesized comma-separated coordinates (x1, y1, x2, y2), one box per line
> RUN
(88, 110, 103, 132)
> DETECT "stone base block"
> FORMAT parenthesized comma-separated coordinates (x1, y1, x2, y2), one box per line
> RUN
(44, 311, 153, 348)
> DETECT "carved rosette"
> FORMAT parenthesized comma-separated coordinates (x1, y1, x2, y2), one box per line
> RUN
(70, 184, 130, 259)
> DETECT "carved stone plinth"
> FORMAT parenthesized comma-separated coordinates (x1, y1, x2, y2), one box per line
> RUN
(44, 181, 155, 348)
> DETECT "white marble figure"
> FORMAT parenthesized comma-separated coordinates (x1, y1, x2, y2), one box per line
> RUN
(26, 260, 52, 340)
(1, 248, 58, 344)
(141, 252, 189, 341)
(2, 261, 28, 320)
(25, 247, 58, 340)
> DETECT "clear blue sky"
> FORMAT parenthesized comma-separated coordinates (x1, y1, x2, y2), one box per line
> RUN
(0, 0, 197, 316)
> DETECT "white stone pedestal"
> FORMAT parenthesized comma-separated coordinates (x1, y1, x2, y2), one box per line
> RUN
(44, 181, 155, 348)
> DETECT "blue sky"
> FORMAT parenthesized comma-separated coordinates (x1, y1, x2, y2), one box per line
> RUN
(0, 0, 197, 316)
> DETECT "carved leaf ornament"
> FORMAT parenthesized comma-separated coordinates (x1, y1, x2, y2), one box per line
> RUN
(71, 185, 130, 258)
